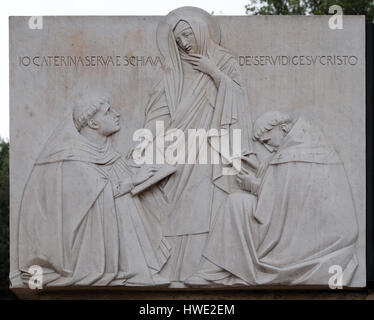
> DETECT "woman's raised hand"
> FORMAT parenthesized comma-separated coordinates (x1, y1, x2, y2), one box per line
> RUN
(184, 54, 218, 76)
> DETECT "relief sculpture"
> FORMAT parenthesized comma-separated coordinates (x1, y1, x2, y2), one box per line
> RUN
(16, 97, 172, 286)
(188, 111, 359, 286)
(133, 6, 257, 286)
(11, 7, 361, 289)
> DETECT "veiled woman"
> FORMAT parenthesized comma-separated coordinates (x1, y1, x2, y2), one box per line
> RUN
(135, 7, 256, 284)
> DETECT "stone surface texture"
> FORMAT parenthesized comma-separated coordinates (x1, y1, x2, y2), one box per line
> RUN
(9, 7, 366, 293)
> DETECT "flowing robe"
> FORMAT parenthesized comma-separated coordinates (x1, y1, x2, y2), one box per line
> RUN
(201, 118, 359, 286)
(16, 118, 169, 287)
(140, 15, 253, 281)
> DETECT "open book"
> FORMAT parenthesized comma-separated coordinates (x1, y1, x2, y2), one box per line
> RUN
(131, 165, 177, 196)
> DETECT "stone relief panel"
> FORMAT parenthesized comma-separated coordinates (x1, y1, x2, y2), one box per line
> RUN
(9, 7, 365, 289)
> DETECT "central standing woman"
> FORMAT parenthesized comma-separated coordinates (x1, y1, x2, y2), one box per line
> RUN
(136, 7, 256, 285)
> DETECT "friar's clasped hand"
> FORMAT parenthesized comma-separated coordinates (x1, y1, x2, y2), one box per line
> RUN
(131, 165, 160, 186)
(236, 169, 261, 196)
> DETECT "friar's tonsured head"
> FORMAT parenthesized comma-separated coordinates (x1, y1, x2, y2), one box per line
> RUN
(73, 96, 120, 137)
(253, 111, 294, 152)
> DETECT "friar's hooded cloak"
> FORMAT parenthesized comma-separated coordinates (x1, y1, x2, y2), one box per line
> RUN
(16, 116, 170, 287)
(202, 118, 358, 285)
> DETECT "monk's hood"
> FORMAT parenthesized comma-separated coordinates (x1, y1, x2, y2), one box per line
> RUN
(36, 116, 120, 165)
(269, 118, 342, 165)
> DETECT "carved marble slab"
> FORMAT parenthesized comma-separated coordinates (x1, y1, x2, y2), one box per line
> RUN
(9, 7, 366, 289)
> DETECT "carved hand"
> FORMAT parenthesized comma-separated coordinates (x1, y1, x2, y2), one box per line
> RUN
(236, 171, 260, 195)
(185, 54, 219, 77)
(132, 165, 159, 186)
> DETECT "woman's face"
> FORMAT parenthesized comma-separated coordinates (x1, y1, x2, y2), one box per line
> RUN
(174, 26, 198, 54)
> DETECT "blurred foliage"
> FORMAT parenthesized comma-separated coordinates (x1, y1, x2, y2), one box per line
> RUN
(245, 0, 374, 22)
(0, 138, 12, 298)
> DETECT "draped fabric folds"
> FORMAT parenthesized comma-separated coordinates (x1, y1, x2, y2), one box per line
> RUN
(138, 14, 253, 281)
(16, 117, 170, 286)
(143, 15, 253, 236)
(200, 118, 359, 286)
